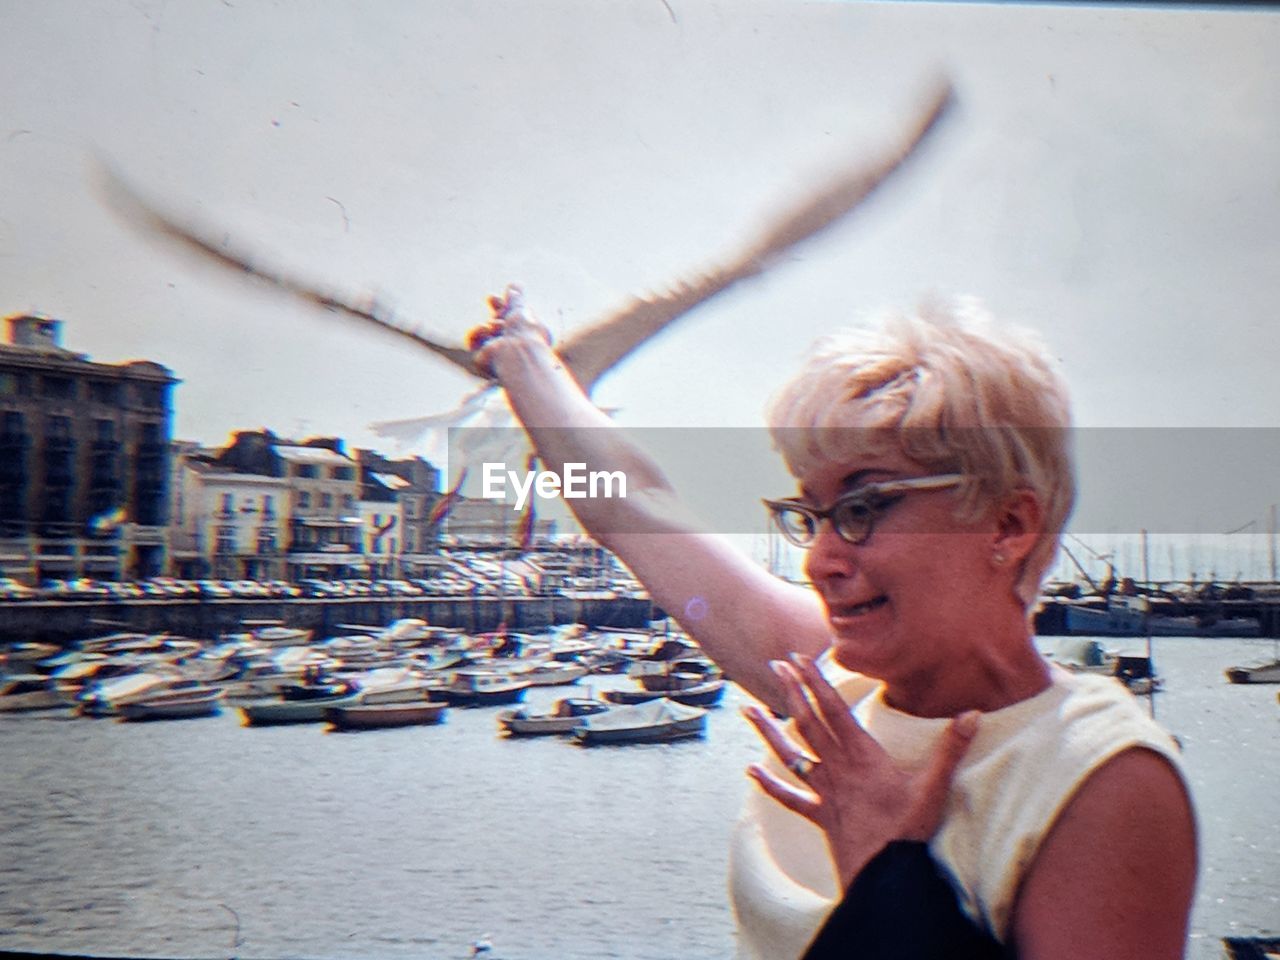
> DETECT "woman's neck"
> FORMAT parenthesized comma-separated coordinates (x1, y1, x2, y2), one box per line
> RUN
(881, 628, 1051, 718)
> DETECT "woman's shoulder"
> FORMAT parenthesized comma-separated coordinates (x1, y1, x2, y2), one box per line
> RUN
(935, 667, 1187, 939)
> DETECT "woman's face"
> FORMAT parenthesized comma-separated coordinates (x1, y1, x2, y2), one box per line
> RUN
(799, 450, 999, 685)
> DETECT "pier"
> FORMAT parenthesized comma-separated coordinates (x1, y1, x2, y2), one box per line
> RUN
(0, 594, 658, 646)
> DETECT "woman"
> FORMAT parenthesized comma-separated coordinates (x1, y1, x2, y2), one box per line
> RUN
(474, 286, 1196, 960)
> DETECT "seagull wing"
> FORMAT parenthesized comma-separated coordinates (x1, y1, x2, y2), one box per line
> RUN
(96, 162, 484, 378)
(558, 80, 955, 393)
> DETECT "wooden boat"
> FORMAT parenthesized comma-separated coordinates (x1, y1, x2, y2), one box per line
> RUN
(573, 698, 707, 745)
(1225, 659, 1280, 684)
(437, 670, 531, 707)
(1223, 936, 1280, 959)
(324, 700, 448, 731)
(497, 697, 610, 735)
(604, 678, 727, 708)
(240, 692, 357, 725)
(0, 674, 70, 712)
(522, 661, 589, 687)
(118, 687, 223, 721)
(1113, 655, 1162, 695)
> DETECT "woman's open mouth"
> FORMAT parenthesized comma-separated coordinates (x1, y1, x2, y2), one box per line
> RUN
(827, 595, 889, 622)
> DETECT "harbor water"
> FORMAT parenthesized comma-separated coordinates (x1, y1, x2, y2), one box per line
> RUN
(1, 635, 1277, 960)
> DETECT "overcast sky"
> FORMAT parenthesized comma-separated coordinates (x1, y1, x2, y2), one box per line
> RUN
(2, 0, 1278, 542)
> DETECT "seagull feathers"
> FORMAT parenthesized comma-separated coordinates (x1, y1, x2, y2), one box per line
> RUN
(98, 80, 955, 475)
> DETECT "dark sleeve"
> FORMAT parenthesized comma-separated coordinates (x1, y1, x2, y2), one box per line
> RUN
(800, 841, 1011, 960)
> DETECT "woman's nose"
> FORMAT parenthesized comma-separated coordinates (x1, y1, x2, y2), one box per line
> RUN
(803, 521, 857, 583)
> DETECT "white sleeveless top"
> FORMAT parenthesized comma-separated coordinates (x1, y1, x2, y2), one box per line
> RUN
(728, 663, 1186, 960)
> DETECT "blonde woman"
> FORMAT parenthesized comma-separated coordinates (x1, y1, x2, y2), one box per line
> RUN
(476, 286, 1196, 960)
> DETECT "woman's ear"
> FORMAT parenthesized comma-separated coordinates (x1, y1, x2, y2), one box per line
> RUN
(991, 487, 1045, 568)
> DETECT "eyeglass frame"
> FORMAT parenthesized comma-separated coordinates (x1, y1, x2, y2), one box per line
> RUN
(762, 473, 964, 548)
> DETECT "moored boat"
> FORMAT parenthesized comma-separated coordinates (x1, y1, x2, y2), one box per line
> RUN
(437, 670, 531, 707)
(497, 697, 610, 735)
(573, 698, 707, 745)
(1225, 659, 1280, 684)
(324, 700, 448, 730)
(0, 674, 71, 712)
(603, 678, 728, 708)
(118, 687, 223, 721)
(240, 692, 356, 726)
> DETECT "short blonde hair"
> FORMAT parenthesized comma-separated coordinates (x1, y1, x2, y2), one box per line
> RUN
(765, 298, 1074, 609)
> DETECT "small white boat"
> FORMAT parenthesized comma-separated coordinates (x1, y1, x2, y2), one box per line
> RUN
(0, 674, 70, 712)
(573, 698, 707, 745)
(522, 661, 589, 687)
(1225, 659, 1280, 684)
(498, 697, 610, 735)
(118, 687, 224, 721)
(77, 671, 194, 717)
(438, 670, 531, 707)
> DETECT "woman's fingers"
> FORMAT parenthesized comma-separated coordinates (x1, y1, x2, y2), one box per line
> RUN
(747, 763, 821, 821)
(742, 704, 811, 773)
(769, 660, 840, 760)
(789, 654, 881, 757)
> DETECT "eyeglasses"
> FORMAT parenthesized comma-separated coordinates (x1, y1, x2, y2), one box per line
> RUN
(763, 474, 963, 548)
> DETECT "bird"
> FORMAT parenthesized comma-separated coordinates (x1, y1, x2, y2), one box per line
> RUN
(99, 79, 956, 485)
(469, 933, 493, 956)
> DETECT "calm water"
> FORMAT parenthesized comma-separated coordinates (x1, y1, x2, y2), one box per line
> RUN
(1, 635, 1277, 960)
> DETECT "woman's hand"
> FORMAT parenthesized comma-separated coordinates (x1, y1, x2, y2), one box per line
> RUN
(471, 284, 555, 378)
(744, 653, 980, 890)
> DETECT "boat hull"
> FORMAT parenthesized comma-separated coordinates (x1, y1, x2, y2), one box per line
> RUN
(574, 714, 705, 745)
(324, 702, 448, 730)
(118, 691, 223, 721)
(1225, 660, 1280, 684)
(240, 695, 357, 726)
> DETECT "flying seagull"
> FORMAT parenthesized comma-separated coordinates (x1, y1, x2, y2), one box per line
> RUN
(100, 80, 955, 467)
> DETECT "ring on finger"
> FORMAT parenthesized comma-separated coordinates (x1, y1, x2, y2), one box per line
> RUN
(788, 754, 818, 781)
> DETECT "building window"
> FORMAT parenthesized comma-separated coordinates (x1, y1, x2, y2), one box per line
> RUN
(46, 414, 72, 439)
(298, 491, 311, 508)
(135, 383, 165, 409)
(320, 492, 333, 509)
(219, 493, 234, 517)
(342, 494, 355, 510)
(0, 372, 29, 396)
(89, 381, 121, 403)
(294, 464, 318, 479)
(40, 376, 75, 400)
(94, 419, 116, 443)
(405, 529, 416, 552)
(1, 410, 23, 434)
(262, 494, 274, 518)
(138, 422, 163, 445)
(332, 466, 354, 481)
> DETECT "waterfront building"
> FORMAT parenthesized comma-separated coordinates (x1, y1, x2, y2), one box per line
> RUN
(443, 495, 555, 547)
(354, 450, 442, 579)
(170, 443, 291, 579)
(211, 430, 365, 581)
(359, 471, 406, 580)
(0, 314, 177, 582)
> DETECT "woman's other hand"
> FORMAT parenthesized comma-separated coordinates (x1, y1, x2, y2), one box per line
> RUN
(745, 653, 979, 890)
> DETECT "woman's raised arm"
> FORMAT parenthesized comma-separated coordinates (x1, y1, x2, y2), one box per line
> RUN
(477, 288, 831, 711)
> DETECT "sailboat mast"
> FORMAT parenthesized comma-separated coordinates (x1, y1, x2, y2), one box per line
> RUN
(1141, 528, 1156, 720)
